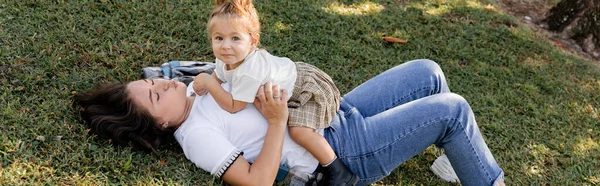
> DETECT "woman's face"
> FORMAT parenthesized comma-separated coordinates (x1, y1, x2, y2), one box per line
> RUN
(127, 79, 189, 127)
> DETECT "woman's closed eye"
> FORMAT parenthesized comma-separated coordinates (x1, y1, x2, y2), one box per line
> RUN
(151, 79, 159, 102)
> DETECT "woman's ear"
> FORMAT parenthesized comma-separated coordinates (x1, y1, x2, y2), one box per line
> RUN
(161, 122, 169, 129)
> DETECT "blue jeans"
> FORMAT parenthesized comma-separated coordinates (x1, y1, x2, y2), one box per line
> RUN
(324, 59, 504, 186)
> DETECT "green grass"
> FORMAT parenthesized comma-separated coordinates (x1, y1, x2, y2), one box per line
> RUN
(1, 0, 599, 185)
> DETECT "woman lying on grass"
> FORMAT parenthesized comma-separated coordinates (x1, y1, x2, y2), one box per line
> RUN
(74, 59, 505, 186)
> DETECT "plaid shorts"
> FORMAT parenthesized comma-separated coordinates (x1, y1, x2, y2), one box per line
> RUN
(288, 62, 341, 129)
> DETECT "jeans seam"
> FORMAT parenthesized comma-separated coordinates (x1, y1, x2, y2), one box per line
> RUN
(331, 123, 345, 159)
(455, 117, 494, 184)
(380, 86, 433, 116)
(356, 175, 383, 184)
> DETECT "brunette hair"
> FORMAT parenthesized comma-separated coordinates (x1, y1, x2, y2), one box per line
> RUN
(73, 82, 178, 156)
(207, 0, 260, 44)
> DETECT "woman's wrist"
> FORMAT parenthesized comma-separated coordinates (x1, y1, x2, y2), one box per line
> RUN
(267, 121, 287, 129)
(266, 111, 288, 126)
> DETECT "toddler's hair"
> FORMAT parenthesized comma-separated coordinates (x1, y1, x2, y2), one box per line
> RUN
(208, 0, 260, 44)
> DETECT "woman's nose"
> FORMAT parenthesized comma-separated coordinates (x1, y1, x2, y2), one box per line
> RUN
(162, 81, 169, 91)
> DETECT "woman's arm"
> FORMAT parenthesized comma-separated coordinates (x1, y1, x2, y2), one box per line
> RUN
(221, 82, 289, 185)
(193, 73, 248, 113)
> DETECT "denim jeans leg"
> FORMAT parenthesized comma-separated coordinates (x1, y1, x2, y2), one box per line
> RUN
(342, 59, 450, 118)
(325, 93, 503, 186)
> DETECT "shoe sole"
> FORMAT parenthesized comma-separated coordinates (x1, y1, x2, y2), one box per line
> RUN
(348, 175, 359, 186)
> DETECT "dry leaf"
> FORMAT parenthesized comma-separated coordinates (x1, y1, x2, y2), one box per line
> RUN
(382, 36, 408, 44)
(551, 38, 568, 49)
(159, 159, 167, 165)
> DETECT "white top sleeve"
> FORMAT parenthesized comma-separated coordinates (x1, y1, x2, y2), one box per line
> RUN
(177, 84, 243, 177)
(179, 126, 242, 177)
(214, 60, 227, 83)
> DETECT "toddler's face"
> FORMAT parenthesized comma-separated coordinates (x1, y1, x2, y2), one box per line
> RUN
(210, 17, 256, 70)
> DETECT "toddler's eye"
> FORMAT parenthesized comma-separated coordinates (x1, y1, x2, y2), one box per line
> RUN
(232, 37, 240, 41)
(215, 36, 223, 41)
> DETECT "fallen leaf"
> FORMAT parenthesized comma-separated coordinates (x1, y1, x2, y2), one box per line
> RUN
(551, 38, 568, 49)
(159, 159, 167, 165)
(382, 36, 408, 44)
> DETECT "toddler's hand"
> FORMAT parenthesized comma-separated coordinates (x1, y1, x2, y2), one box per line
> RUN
(193, 73, 212, 96)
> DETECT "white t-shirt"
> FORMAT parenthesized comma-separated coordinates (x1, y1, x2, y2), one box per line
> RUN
(174, 83, 318, 178)
(214, 49, 297, 103)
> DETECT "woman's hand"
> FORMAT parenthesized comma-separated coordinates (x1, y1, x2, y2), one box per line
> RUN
(221, 82, 287, 185)
(254, 82, 288, 125)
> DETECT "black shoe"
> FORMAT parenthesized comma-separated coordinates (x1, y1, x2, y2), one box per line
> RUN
(317, 158, 359, 186)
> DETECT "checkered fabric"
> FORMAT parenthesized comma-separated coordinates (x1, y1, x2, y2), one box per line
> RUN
(142, 61, 215, 86)
(288, 62, 341, 129)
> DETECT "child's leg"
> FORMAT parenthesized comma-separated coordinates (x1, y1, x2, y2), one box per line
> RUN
(290, 126, 359, 185)
(289, 126, 336, 165)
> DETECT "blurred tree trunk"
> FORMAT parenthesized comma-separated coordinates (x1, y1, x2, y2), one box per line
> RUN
(543, 0, 599, 52)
